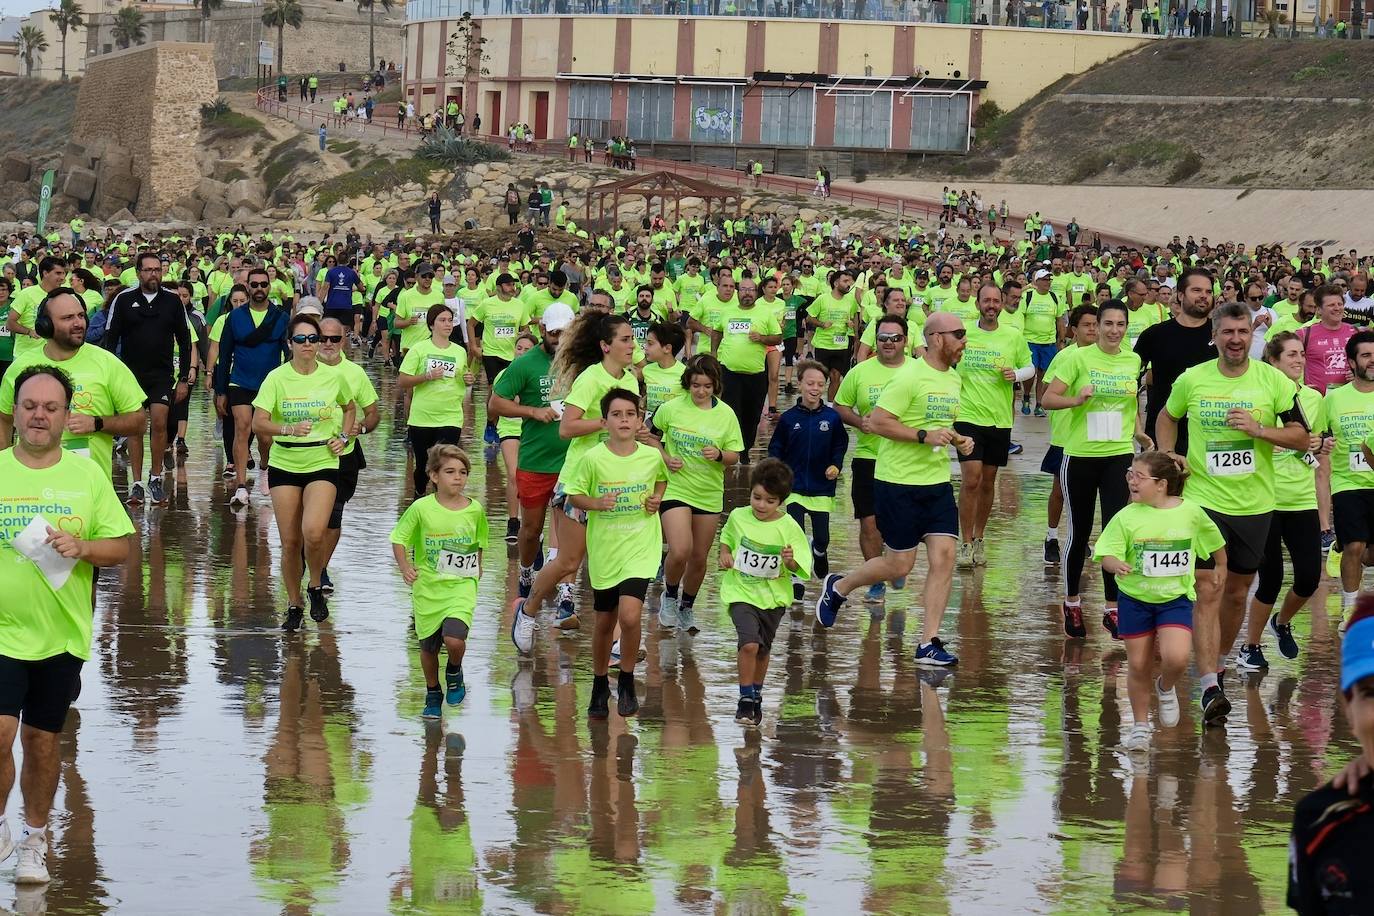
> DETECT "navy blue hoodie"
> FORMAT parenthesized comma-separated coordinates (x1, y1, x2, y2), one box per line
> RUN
(767, 400, 849, 498)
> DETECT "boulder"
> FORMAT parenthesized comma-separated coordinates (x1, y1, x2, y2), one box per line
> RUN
(0, 153, 29, 184)
(61, 167, 97, 203)
(195, 177, 229, 202)
(11, 199, 38, 221)
(798, 208, 820, 223)
(106, 207, 134, 225)
(201, 198, 231, 221)
(59, 141, 91, 174)
(47, 194, 79, 222)
(230, 205, 261, 222)
(165, 205, 199, 223)
(95, 146, 134, 178)
(99, 172, 142, 208)
(225, 179, 265, 212)
(174, 195, 206, 220)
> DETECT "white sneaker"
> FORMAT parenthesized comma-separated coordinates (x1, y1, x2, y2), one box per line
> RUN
(15, 832, 48, 884)
(0, 823, 13, 865)
(610, 639, 622, 663)
(511, 607, 537, 656)
(1155, 677, 1180, 728)
(1125, 723, 1151, 753)
(230, 485, 250, 506)
(658, 593, 679, 629)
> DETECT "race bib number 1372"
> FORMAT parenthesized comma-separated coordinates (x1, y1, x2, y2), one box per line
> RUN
(437, 550, 479, 578)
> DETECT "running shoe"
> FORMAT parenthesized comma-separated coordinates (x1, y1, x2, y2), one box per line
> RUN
(735, 697, 758, 726)
(588, 678, 611, 719)
(610, 639, 621, 663)
(1102, 607, 1121, 640)
(1033, 406, 1046, 418)
(792, 579, 805, 603)
(658, 592, 679, 629)
(1236, 643, 1269, 671)
(957, 542, 974, 569)
(483, 423, 498, 445)
(555, 594, 579, 630)
(128, 481, 145, 505)
(1155, 677, 1180, 727)
(505, 517, 520, 543)
(1270, 613, 1300, 660)
(751, 698, 764, 726)
(532, 541, 546, 571)
(446, 668, 466, 706)
(815, 573, 846, 628)
(222, 464, 236, 479)
(422, 687, 442, 719)
(518, 567, 534, 599)
(1124, 723, 1151, 753)
(1044, 537, 1060, 565)
(307, 585, 329, 622)
(231, 485, 250, 506)
(320, 568, 334, 594)
(617, 677, 639, 718)
(678, 605, 697, 633)
(1021, 398, 1031, 416)
(865, 581, 886, 602)
(1321, 529, 1336, 552)
(1008, 441, 1024, 456)
(14, 832, 48, 885)
(175, 436, 188, 455)
(1200, 685, 1231, 726)
(148, 476, 167, 504)
(972, 538, 987, 566)
(283, 605, 305, 632)
(1327, 545, 1342, 579)
(813, 550, 829, 579)
(510, 599, 536, 655)
(1062, 602, 1087, 639)
(0, 823, 13, 865)
(915, 637, 958, 666)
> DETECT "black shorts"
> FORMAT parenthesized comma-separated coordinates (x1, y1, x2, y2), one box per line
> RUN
(0, 652, 84, 733)
(729, 602, 786, 654)
(1333, 489, 1374, 548)
(329, 447, 365, 529)
(1040, 444, 1064, 476)
(1196, 508, 1272, 576)
(482, 355, 511, 387)
(134, 372, 172, 407)
(851, 456, 876, 519)
(268, 466, 339, 490)
(953, 422, 1011, 467)
(782, 336, 799, 365)
(323, 308, 355, 327)
(418, 617, 471, 654)
(873, 479, 959, 552)
(659, 499, 717, 517)
(226, 386, 258, 409)
(814, 346, 851, 376)
(592, 578, 649, 612)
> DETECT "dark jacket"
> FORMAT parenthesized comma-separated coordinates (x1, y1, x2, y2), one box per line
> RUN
(767, 401, 848, 497)
(213, 304, 290, 394)
(1288, 776, 1374, 914)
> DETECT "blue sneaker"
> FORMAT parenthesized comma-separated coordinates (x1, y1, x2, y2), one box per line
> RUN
(422, 687, 442, 719)
(1021, 398, 1031, 416)
(1321, 529, 1336, 553)
(532, 541, 546, 572)
(814, 573, 846, 628)
(915, 637, 958, 667)
(865, 582, 886, 602)
(445, 669, 466, 706)
(518, 568, 534, 599)
(890, 576, 907, 590)
(555, 597, 579, 630)
(483, 423, 498, 445)
(1008, 441, 1024, 456)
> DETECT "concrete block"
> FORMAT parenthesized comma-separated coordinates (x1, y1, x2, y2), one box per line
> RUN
(225, 178, 265, 212)
(0, 153, 29, 184)
(62, 167, 97, 203)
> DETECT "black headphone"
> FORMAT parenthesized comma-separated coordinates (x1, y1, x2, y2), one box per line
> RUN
(34, 286, 78, 339)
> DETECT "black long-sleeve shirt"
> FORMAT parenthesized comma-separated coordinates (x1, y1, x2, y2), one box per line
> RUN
(102, 286, 193, 383)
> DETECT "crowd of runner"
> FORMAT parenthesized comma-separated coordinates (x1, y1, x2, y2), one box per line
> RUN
(1, 214, 1373, 898)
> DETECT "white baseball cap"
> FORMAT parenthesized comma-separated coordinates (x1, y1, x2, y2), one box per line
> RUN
(1033, 269, 1051, 280)
(541, 302, 575, 332)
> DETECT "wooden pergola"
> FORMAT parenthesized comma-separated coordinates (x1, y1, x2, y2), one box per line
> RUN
(584, 170, 742, 229)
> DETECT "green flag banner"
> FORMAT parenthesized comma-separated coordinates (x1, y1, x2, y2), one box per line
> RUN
(36, 169, 54, 235)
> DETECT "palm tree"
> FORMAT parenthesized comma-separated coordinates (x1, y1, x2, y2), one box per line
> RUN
(261, 0, 303, 73)
(196, 0, 223, 43)
(356, 0, 393, 73)
(111, 5, 146, 49)
(16, 25, 47, 78)
(48, 0, 83, 81)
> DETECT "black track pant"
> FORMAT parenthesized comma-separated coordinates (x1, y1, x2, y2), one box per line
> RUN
(408, 425, 462, 498)
(721, 368, 767, 464)
(1255, 508, 1321, 604)
(1059, 452, 1132, 602)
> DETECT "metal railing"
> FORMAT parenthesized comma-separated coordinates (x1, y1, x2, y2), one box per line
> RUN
(256, 84, 425, 143)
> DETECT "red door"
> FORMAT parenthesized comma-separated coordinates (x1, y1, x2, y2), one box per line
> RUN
(489, 91, 502, 136)
(533, 91, 549, 140)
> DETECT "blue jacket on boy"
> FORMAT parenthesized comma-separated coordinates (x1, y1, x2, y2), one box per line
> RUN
(767, 400, 849, 497)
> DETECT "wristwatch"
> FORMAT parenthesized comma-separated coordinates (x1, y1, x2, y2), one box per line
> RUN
(93, 416, 104, 433)
(917, 429, 927, 444)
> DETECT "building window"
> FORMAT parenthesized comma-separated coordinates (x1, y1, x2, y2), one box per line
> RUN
(627, 83, 674, 141)
(690, 85, 739, 144)
(567, 81, 612, 140)
(759, 87, 812, 147)
(833, 92, 891, 149)
(909, 93, 970, 152)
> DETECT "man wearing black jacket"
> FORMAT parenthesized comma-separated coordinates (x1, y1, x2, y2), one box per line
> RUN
(102, 252, 192, 506)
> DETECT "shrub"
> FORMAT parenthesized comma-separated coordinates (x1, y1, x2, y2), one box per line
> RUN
(200, 97, 231, 123)
(1065, 151, 1110, 184)
(972, 100, 1003, 129)
(416, 126, 510, 168)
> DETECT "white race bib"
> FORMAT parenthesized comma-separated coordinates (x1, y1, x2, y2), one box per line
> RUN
(1205, 442, 1254, 476)
(727, 320, 752, 335)
(1086, 410, 1123, 443)
(492, 324, 516, 338)
(1302, 451, 1319, 469)
(548, 398, 564, 419)
(0, 325, 10, 338)
(1351, 448, 1372, 473)
(436, 549, 479, 578)
(733, 543, 781, 579)
(1139, 542, 1193, 578)
(425, 357, 457, 379)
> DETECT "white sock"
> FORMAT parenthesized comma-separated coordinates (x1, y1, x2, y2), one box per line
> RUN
(1344, 589, 1359, 609)
(1047, 527, 1058, 540)
(1217, 655, 1227, 672)
(21, 824, 43, 842)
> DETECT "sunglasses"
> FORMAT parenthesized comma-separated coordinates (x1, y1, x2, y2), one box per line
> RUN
(876, 332, 905, 343)
(248, 281, 270, 288)
(290, 333, 320, 344)
(931, 328, 967, 339)
(1247, 295, 1264, 302)
(320, 334, 344, 343)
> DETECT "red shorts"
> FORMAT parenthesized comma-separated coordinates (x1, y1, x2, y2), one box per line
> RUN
(516, 469, 559, 509)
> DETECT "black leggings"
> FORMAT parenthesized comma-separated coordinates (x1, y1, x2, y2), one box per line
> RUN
(1255, 508, 1321, 605)
(408, 425, 461, 497)
(786, 502, 830, 557)
(1059, 452, 1132, 602)
(721, 368, 767, 463)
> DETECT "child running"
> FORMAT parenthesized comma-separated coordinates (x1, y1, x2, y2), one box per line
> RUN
(390, 445, 489, 720)
(562, 389, 669, 718)
(1093, 450, 1225, 752)
(719, 458, 812, 727)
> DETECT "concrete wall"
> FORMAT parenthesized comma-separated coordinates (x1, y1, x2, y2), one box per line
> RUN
(72, 42, 218, 213)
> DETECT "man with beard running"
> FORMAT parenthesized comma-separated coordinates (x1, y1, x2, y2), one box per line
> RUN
(102, 252, 193, 505)
(1134, 267, 1219, 455)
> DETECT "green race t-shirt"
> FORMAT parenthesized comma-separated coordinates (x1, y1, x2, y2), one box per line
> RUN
(938, 295, 979, 330)
(0, 297, 11, 362)
(471, 295, 531, 362)
(327, 356, 378, 457)
(10, 285, 46, 360)
(1093, 500, 1224, 603)
(1274, 384, 1322, 512)
(493, 345, 567, 474)
(651, 395, 745, 513)
(0, 344, 146, 477)
(395, 285, 445, 352)
(1164, 359, 1298, 514)
(557, 363, 640, 485)
(399, 339, 469, 430)
(0, 450, 134, 660)
(718, 507, 813, 610)
(1324, 382, 1374, 494)
(835, 356, 906, 460)
(252, 361, 351, 474)
(1053, 345, 1142, 458)
(642, 360, 686, 421)
(561, 442, 668, 588)
(957, 323, 1032, 429)
(1022, 290, 1063, 346)
(811, 291, 858, 351)
(390, 494, 488, 637)
(712, 303, 780, 375)
(874, 357, 962, 486)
